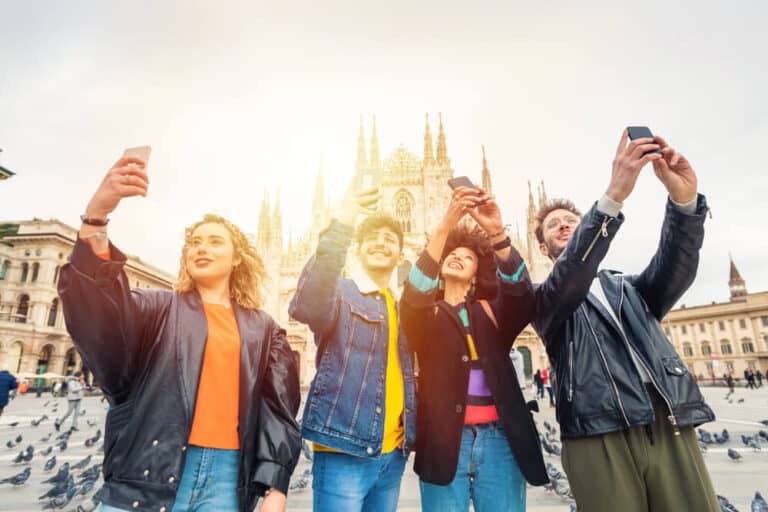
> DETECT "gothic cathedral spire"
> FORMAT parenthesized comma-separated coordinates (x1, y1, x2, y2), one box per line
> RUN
(370, 115, 380, 167)
(481, 145, 492, 193)
(423, 113, 434, 166)
(356, 116, 368, 171)
(729, 255, 747, 302)
(436, 113, 448, 165)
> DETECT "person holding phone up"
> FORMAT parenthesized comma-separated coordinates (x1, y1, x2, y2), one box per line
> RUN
(58, 152, 301, 512)
(531, 130, 719, 511)
(400, 186, 547, 512)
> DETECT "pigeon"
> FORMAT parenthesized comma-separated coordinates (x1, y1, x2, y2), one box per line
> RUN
(38, 475, 74, 500)
(40, 433, 52, 443)
(543, 421, 554, 433)
(9, 421, 19, 427)
(40, 445, 53, 456)
(5, 439, 16, 449)
(546, 462, 566, 480)
(44, 455, 58, 471)
(14, 434, 22, 443)
(718, 494, 739, 512)
(301, 440, 313, 462)
(84, 430, 101, 447)
(551, 477, 574, 501)
(44, 400, 50, 406)
(77, 464, 101, 482)
(0, 467, 31, 486)
(714, 429, 730, 444)
(71, 454, 92, 471)
(727, 448, 743, 462)
(699, 440, 709, 453)
(761, 420, 768, 427)
(12, 445, 34, 464)
(58, 440, 68, 451)
(289, 468, 311, 492)
(737, 398, 745, 404)
(43, 463, 70, 484)
(75, 478, 96, 496)
(753, 491, 768, 512)
(86, 419, 98, 428)
(699, 429, 715, 444)
(31, 414, 49, 427)
(56, 430, 71, 441)
(42, 485, 77, 509)
(759, 431, 768, 443)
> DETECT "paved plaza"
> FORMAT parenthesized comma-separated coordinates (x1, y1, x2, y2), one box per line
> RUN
(1, 386, 767, 511)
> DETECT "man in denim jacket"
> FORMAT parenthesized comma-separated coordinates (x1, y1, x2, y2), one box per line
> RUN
(289, 186, 417, 512)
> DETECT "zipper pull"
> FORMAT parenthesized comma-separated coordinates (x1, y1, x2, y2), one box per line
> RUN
(601, 218, 609, 237)
(668, 415, 681, 436)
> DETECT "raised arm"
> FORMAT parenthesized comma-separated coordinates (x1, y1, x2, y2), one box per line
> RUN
(626, 135, 707, 318)
(289, 185, 380, 338)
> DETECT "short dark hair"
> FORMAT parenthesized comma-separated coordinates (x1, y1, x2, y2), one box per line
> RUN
(534, 199, 582, 244)
(355, 213, 404, 248)
(441, 224, 497, 300)
(74, 371, 82, 378)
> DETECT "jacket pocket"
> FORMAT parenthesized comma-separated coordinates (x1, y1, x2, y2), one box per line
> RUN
(661, 356, 688, 376)
(103, 399, 134, 478)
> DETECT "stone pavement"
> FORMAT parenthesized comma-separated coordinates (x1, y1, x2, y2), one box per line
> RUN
(1, 386, 767, 511)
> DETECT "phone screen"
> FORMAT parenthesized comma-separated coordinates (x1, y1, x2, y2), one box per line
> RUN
(122, 146, 152, 166)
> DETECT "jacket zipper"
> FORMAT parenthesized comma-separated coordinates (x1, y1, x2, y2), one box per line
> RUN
(581, 216, 613, 262)
(580, 304, 630, 427)
(568, 340, 574, 402)
(617, 276, 681, 436)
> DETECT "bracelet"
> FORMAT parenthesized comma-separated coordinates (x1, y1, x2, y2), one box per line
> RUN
(80, 231, 108, 241)
(492, 236, 511, 251)
(80, 214, 109, 226)
(489, 228, 506, 239)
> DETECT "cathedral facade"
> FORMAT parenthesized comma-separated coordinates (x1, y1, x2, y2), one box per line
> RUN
(254, 114, 555, 387)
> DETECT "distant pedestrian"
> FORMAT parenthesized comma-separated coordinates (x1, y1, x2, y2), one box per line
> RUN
(534, 369, 544, 399)
(56, 371, 84, 431)
(725, 374, 735, 395)
(745, 369, 756, 390)
(756, 370, 763, 388)
(0, 367, 19, 417)
(541, 367, 554, 407)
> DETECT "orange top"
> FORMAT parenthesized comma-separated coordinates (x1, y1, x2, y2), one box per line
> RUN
(90, 245, 241, 449)
(188, 302, 241, 449)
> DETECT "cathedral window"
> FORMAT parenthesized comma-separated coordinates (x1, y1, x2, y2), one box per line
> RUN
(395, 194, 413, 233)
(20, 262, 29, 282)
(31, 262, 40, 282)
(0, 259, 8, 280)
(16, 294, 30, 323)
(48, 298, 58, 327)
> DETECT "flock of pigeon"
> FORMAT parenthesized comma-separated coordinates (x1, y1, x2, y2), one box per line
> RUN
(0, 398, 103, 511)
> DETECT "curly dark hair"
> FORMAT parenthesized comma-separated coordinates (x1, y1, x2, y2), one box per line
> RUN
(440, 224, 497, 301)
(355, 213, 404, 248)
(534, 198, 582, 244)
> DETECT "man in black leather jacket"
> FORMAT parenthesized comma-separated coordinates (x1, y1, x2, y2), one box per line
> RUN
(532, 130, 719, 511)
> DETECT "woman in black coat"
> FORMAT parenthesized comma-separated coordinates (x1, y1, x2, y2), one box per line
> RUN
(401, 185, 547, 512)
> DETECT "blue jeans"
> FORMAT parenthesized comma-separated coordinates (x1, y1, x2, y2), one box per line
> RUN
(312, 449, 408, 512)
(419, 421, 526, 512)
(100, 445, 239, 512)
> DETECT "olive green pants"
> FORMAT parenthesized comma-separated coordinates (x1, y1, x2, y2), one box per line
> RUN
(561, 395, 719, 512)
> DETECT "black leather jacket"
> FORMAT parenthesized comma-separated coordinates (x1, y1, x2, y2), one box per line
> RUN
(533, 195, 715, 439)
(58, 239, 301, 512)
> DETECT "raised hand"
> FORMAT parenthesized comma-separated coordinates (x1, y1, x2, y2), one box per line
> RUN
(652, 135, 698, 204)
(606, 130, 664, 203)
(85, 156, 149, 219)
(467, 188, 503, 237)
(440, 187, 479, 230)
(336, 185, 381, 226)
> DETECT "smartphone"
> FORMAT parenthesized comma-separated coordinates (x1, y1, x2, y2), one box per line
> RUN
(626, 127, 661, 156)
(122, 146, 152, 167)
(447, 176, 486, 203)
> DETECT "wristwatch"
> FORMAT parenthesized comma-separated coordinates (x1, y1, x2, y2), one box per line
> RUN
(492, 236, 512, 251)
(80, 214, 109, 226)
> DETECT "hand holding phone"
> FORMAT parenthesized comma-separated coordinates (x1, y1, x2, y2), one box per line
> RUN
(448, 176, 487, 204)
(627, 127, 662, 156)
(122, 146, 152, 169)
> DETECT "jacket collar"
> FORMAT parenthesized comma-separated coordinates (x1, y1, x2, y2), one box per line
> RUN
(584, 272, 624, 339)
(351, 270, 399, 299)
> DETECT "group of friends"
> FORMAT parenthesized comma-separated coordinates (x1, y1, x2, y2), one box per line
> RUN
(57, 129, 721, 511)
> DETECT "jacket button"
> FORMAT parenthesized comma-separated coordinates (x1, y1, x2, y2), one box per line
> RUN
(674, 367, 682, 374)
(168, 476, 175, 483)
(456, 404, 463, 413)
(181, 445, 187, 452)
(143, 469, 150, 476)
(160, 508, 167, 512)
(132, 501, 140, 508)
(375, 406, 382, 414)
(461, 355, 469, 362)
(366, 447, 373, 454)
(152, 439, 159, 447)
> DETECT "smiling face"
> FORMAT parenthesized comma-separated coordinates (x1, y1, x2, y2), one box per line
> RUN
(356, 226, 403, 274)
(184, 222, 241, 288)
(441, 246, 479, 286)
(539, 208, 582, 260)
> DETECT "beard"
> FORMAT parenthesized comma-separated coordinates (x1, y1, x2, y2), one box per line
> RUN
(545, 239, 566, 261)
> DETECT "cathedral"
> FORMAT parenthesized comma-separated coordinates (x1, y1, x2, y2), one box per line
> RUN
(252, 114, 555, 387)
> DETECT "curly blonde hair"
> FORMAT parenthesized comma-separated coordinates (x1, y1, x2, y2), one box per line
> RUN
(174, 214, 266, 310)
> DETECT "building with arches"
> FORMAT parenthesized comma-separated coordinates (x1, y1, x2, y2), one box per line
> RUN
(0, 219, 173, 384)
(662, 257, 768, 381)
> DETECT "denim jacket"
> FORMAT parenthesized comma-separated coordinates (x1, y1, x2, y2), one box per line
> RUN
(289, 220, 417, 457)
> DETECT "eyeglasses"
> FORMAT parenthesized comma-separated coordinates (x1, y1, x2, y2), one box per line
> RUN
(545, 215, 579, 231)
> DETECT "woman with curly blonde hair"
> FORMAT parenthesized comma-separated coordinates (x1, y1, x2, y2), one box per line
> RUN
(58, 153, 301, 512)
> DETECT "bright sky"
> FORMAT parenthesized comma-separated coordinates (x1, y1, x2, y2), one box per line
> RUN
(1, 1, 766, 307)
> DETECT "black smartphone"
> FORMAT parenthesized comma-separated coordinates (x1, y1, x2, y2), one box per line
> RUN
(627, 126, 662, 156)
(447, 176, 486, 204)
